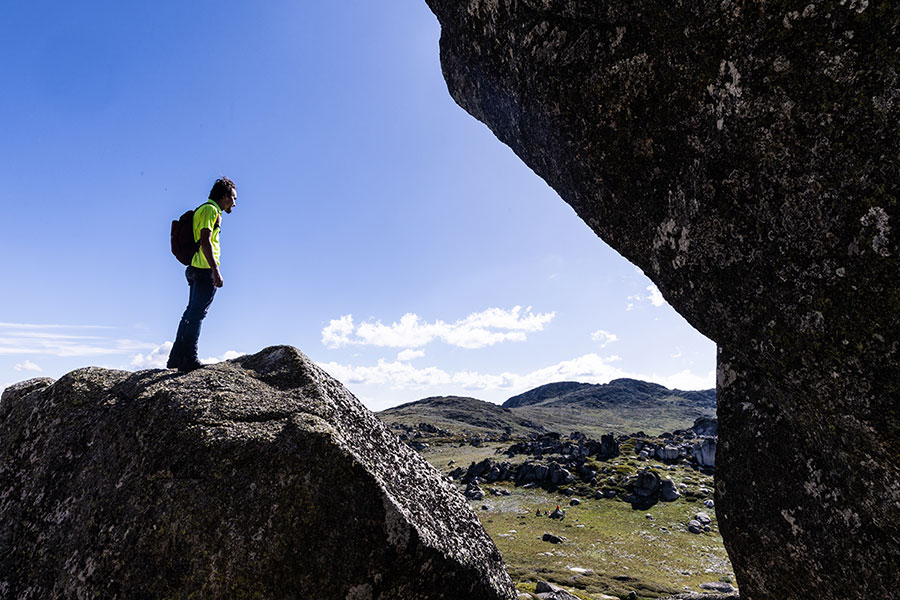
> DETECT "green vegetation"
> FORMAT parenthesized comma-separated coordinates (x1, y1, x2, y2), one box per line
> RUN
(419, 442, 732, 600)
(383, 380, 728, 598)
(511, 404, 711, 439)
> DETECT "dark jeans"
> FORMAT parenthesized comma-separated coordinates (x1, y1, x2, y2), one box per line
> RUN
(167, 266, 217, 368)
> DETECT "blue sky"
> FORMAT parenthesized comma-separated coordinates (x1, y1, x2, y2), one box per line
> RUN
(0, 1, 715, 410)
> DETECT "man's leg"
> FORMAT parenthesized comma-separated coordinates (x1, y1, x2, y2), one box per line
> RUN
(167, 267, 216, 370)
(166, 268, 194, 369)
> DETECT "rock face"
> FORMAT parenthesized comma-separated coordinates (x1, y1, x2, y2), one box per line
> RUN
(0, 346, 515, 600)
(633, 470, 661, 498)
(660, 479, 680, 502)
(424, 1, 900, 598)
(690, 417, 717, 438)
(655, 445, 679, 462)
(691, 438, 717, 469)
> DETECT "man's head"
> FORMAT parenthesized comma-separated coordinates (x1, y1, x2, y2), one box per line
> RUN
(209, 177, 237, 214)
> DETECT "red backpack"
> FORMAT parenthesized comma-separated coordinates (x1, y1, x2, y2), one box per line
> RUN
(170, 204, 206, 266)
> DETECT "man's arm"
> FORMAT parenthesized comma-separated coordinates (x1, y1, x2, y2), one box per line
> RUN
(199, 228, 223, 287)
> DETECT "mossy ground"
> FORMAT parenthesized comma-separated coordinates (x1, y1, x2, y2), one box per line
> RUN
(420, 442, 734, 600)
(422, 441, 531, 470)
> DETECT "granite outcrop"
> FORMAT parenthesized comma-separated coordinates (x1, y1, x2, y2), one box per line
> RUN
(0, 346, 515, 599)
(424, 1, 900, 598)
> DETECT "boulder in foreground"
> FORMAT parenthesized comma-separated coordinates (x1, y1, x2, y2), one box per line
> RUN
(0, 346, 515, 600)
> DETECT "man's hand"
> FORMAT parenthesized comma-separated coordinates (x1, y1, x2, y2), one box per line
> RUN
(199, 228, 223, 287)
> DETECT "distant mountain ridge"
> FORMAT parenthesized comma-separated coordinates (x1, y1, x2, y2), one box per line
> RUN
(380, 395, 545, 436)
(503, 378, 716, 410)
(379, 379, 716, 438)
(502, 381, 592, 408)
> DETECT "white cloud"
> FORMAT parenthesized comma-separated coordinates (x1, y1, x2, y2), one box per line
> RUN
(513, 354, 627, 391)
(319, 359, 453, 388)
(625, 292, 641, 311)
(0, 322, 112, 330)
(14, 360, 42, 372)
(200, 350, 245, 364)
(321, 306, 556, 350)
(0, 322, 158, 358)
(355, 313, 439, 348)
(322, 315, 355, 348)
(397, 349, 425, 361)
(318, 354, 715, 404)
(654, 369, 716, 390)
(130, 343, 245, 370)
(647, 285, 666, 307)
(130, 342, 173, 368)
(317, 353, 629, 395)
(590, 329, 618, 348)
(625, 285, 666, 310)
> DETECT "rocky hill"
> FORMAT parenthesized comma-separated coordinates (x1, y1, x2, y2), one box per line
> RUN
(505, 378, 715, 410)
(0, 347, 515, 600)
(380, 395, 546, 439)
(502, 382, 592, 408)
(380, 380, 716, 439)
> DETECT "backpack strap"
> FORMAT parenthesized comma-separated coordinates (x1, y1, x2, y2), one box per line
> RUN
(196, 201, 221, 230)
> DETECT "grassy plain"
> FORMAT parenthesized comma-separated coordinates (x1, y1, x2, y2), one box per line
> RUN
(419, 443, 734, 600)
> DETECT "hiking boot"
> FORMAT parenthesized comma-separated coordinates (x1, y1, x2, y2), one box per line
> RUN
(177, 360, 204, 373)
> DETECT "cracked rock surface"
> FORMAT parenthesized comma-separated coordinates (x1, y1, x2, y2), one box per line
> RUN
(0, 346, 515, 600)
(424, 1, 899, 598)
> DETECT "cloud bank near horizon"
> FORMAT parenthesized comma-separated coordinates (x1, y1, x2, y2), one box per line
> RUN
(318, 352, 715, 408)
(0, 322, 154, 358)
(130, 342, 245, 369)
(322, 306, 556, 350)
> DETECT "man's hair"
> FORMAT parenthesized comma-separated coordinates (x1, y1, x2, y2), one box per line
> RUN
(208, 177, 236, 202)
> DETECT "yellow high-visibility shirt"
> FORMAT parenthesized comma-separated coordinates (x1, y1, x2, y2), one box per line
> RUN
(190, 200, 222, 269)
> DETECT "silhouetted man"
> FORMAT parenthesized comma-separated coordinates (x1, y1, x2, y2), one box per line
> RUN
(167, 177, 237, 372)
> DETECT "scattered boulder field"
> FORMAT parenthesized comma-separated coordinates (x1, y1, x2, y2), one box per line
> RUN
(385, 400, 733, 598)
(442, 421, 718, 518)
(379, 389, 734, 598)
(413, 422, 733, 599)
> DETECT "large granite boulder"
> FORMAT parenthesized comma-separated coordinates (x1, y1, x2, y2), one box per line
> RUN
(692, 438, 717, 469)
(633, 470, 662, 498)
(596, 433, 619, 459)
(690, 417, 717, 437)
(0, 346, 515, 600)
(424, 1, 900, 598)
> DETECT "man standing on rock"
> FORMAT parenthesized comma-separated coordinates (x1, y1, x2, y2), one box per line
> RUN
(166, 177, 237, 372)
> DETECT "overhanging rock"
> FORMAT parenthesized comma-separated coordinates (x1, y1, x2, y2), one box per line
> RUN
(424, 1, 900, 598)
(0, 346, 516, 599)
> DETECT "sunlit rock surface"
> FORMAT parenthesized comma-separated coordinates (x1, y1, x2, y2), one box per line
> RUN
(0, 347, 515, 599)
(424, 1, 900, 598)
